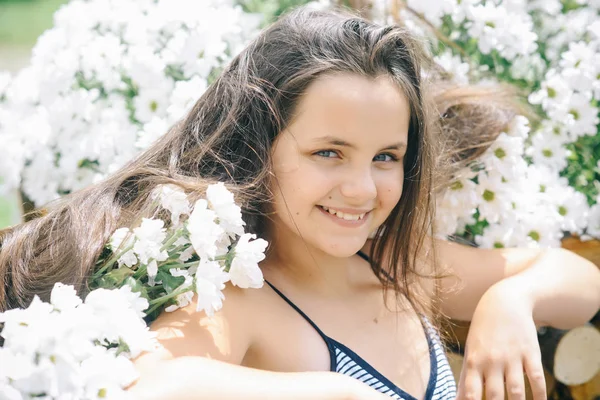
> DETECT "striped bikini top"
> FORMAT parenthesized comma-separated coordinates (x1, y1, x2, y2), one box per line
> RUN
(264, 253, 457, 400)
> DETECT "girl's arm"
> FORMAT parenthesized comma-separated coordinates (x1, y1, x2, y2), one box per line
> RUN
(432, 241, 600, 400)
(129, 354, 384, 400)
(435, 240, 600, 327)
(128, 284, 388, 400)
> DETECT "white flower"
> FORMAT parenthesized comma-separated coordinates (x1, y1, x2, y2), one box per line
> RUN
(510, 54, 545, 82)
(147, 260, 159, 287)
(515, 212, 563, 248)
(560, 92, 599, 138)
(529, 69, 572, 113)
(525, 164, 561, 195)
(206, 182, 245, 237)
(79, 352, 138, 398)
(588, 18, 600, 37)
(0, 380, 23, 400)
(475, 223, 517, 249)
(109, 228, 138, 267)
(528, 0, 562, 15)
(507, 115, 531, 139)
(50, 283, 83, 311)
(133, 80, 175, 124)
(586, 202, 600, 238)
(560, 41, 595, 71)
(166, 76, 208, 122)
(153, 184, 190, 225)
(164, 290, 194, 313)
(229, 234, 267, 289)
(133, 218, 168, 265)
(136, 116, 169, 150)
(164, 269, 194, 312)
(475, 172, 514, 224)
(406, 0, 456, 27)
(118, 285, 150, 319)
(547, 185, 590, 234)
(84, 287, 156, 358)
(194, 259, 230, 316)
(109, 228, 132, 251)
(527, 132, 569, 172)
(187, 199, 226, 259)
(434, 51, 470, 84)
(0, 296, 55, 354)
(465, 2, 537, 60)
(481, 132, 525, 179)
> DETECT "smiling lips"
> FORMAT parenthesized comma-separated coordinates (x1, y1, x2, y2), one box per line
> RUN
(318, 205, 370, 225)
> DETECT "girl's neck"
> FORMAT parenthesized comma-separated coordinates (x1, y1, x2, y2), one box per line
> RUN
(261, 225, 367, 297)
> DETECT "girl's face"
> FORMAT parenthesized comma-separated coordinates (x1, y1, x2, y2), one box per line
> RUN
(269, 72, 411, 258)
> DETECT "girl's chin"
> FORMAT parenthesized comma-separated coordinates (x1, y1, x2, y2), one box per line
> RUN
(316, 239, 369, 258)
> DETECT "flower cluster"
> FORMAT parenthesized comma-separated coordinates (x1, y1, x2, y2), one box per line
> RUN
(435, 116, 589, 248)
(367, 0, 600, 247)
(0, 284, 155, 399)
(95, 183, 268, 318)
(0, 0, 261, 206)
(0, 183, 268, 398)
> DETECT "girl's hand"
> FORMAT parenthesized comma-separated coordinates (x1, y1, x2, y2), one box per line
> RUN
(456, 279, 547, 400)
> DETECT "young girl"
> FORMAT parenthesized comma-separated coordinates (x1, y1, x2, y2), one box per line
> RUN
(1, 6, 599, 400)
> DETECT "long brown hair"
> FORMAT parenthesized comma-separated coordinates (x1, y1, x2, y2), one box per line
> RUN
(0, 6, 522, 319)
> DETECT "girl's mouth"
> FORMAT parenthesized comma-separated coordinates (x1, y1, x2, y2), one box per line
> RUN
(316, 205, 370, 226)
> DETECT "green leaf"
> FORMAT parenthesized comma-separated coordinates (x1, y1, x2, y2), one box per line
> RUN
(94, 267, 135, 289)
(156, 270, 186, 294)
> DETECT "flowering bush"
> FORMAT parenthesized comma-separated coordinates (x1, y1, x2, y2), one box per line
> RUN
(365, 0, 600, 247)
(0, 285, 155, 400)
(1, 0, 599, 248)
(0, 183, 268, 398)
(0, 0, 261, 206)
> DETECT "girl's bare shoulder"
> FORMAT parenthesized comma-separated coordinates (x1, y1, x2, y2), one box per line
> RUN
(136, 282, 276, 368)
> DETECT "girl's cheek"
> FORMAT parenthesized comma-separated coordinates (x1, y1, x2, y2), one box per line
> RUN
(376, 174, 403, 204)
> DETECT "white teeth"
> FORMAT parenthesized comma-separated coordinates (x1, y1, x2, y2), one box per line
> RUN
(321, 206, 366, 221)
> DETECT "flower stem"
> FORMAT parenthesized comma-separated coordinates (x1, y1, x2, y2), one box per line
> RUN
(133, 264, 147, 279)
(147, 285, 193, 309)
(161, 229, 184, 252)
(93, 244, 134, 279)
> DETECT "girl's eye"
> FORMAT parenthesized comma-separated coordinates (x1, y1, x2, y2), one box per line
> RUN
(314, 150, 339, 158)
(373, 153, 398, 162)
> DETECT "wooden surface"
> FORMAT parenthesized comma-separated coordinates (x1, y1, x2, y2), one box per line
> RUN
(561, 237, 600, 268)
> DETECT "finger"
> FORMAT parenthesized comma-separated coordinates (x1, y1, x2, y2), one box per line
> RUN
(457, 357, 483, 400)
(523, 354, 547, 400)
(483, 367, 505, 400)
(504, 363, 526, 400)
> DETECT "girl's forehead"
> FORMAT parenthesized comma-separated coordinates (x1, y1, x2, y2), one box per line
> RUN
(286, 73, 411, 143)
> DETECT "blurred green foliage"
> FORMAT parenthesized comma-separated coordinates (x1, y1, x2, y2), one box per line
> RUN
(238, 0, 314, 26)
(0, 193, 20, 228)
(0, 0, 68, 46)
(0, 0, 67, 228)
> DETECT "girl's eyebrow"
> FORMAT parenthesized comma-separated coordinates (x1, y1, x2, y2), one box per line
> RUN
(312, 135, 407, 151)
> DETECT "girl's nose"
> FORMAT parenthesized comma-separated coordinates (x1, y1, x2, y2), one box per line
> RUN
(339, 166, 377, 204)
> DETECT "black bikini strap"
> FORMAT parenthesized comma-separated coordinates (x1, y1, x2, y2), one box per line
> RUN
(356, 250, 370, 262)
(264, 280, 330, 341)
(356, 250, 395, 282)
